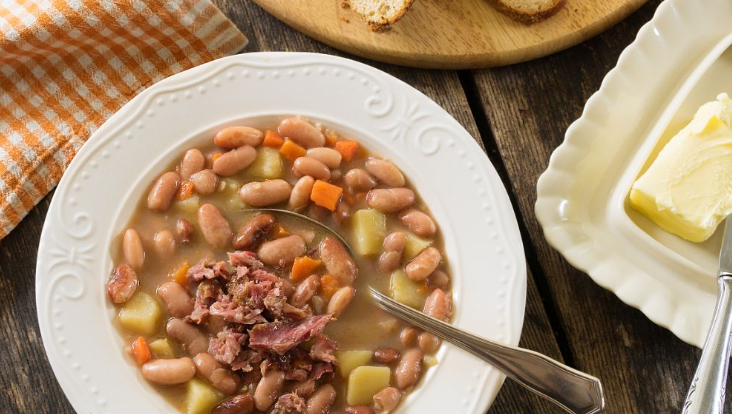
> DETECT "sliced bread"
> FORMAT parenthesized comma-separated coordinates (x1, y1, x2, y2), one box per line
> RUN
(486, 0, 566, 24)
(346, 0, 416, 31)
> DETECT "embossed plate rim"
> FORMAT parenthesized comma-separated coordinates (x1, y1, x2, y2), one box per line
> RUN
(36, 52, 526, 413)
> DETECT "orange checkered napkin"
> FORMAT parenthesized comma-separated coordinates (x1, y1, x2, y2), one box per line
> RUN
(0, 0, 247, 239)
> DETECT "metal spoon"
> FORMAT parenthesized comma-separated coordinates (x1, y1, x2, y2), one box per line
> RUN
(249, 208, 605, 413)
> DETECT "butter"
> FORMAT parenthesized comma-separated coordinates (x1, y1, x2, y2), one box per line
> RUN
(630, 93, 732, 242)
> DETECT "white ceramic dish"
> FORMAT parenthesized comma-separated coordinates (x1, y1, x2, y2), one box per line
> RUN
(36, 52, 526, 413)
(536, 0, 732, 348)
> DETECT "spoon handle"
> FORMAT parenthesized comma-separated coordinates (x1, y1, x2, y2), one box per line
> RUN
(682, 275, 732, 414)
(370, 288, 604, 414)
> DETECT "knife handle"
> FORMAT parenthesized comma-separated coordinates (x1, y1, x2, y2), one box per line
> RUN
(683, 275, 732, 414)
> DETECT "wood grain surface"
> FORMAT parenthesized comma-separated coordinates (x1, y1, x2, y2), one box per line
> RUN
(0, 0, 717, 413)
(251, 0, 648, 69)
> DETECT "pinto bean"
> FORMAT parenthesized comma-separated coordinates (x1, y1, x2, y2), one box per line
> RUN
(107, 263, 138, 304)
(253, 370, 285, 411)
(239, 179, 292, 207)
(330, 168, 342, 181)
(278, 118, 325, 148)
(344, 407, 375, 414)
(423, 288, 451, 321)
(214, 126, 263, 149)
(365, 158, 405, 187)
(398, 209, 436, 237)
(198, 204, 233, 249)
(418, 332, 441, 354)
(213, 145, 257, 176)
(293, 157, 330, 181)
(153, 230, 176, 259)
(344, 169, 376, 193)
(320, 237, 357, 285)
(234, 214, 276, 251)
(291, 275, 320, 308)
(193, 353, 241, 394)
(373, 387, 401, 413)
(310, 295, 326, 315)
(307, 204, 330, 222)
(332, 201, 350, 227)
(327, 286, 355, 317)
(366, 188, 415, 213)
(378, 231, 406, 273)
(212, 394, 255, 414)
(141, 358, 196, 385)
(373, 347, 401, 364)
(306, 147, 341, 169)
(148, 171, 180, 212)
(428, 270, 450, 289)
(180, 149, 205, 180)
(289, 176, 315, 211)
(166, 318, 210, 356)
(157, 281, 193, 318)
(190, 169, 219, 195)
(258, 235, 306, 266)
(400, 327, 418, 347)
(395, 348, 423, 389)
(306, 384, 336, 414)
(123, 228, 145, 270)
(176, 218, 192, 243)
(405, 247, 441, 282)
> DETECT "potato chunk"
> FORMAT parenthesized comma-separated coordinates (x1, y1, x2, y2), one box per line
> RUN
(352, 209, 386, 256)
(247, 147, 283, 179)
(390, 270, 427, 309)
(185, 378, 222, 414)
(404, 231, 432, 261)
(335, 350, 373, 378)
(147, 338, 178, 359)
(347, 366, 391, 406)
(118, 292, 162, 335)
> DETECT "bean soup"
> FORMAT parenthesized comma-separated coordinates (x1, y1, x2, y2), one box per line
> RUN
(107, 117, 453, 414)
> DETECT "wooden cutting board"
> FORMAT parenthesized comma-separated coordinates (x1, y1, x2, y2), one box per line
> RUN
(251, 0, 649, 69)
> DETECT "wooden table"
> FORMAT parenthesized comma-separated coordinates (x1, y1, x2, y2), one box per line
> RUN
(3, 0, 725, 413)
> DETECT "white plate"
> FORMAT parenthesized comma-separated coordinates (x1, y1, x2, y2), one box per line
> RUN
(36, 52, 526, 413)
(536, 0, 732, 348)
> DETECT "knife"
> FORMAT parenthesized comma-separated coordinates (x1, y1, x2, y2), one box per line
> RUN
(682, 218, 732, 413)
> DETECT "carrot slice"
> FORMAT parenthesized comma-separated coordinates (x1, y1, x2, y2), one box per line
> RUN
(291, 256, 322, 282)
(177, 180, 194, 200)
(280, 140, 307, 162)
(131, 337, 151, 366)
(170, 261, 190, 286)
(335, 140, 360, 162)
(211, 152, 223, 164)
(325, 133, 338, 148)
(263, 130, 284, 148)
(320, 274, 340, 301)
(274, 224, 290, 238)
(310, 180, 343, 211)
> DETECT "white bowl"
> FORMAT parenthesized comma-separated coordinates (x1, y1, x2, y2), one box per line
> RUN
(536, 0, 732, 347)
(35, 52, 526, 413)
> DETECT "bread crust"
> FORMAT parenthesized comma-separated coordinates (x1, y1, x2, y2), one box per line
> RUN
(486, 0, 566, 24)
(347, 0, 416, 31)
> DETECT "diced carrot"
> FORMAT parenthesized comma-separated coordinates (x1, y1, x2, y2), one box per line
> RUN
(131, 337, 151, 366)
(320, 274, 340, 301)
(177, 180, 194, 200)
(211, 152, 223, 163)
(291, 256, 322, 282)
(335, 140, 360, 162)
(280, 140, 307, 162)
(275, 224, 290, 238)
(310, 180, 343, 211)
(263, 130, 284, 148)
(170, 261, 190, 286)
(325, 133, 338, 148)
